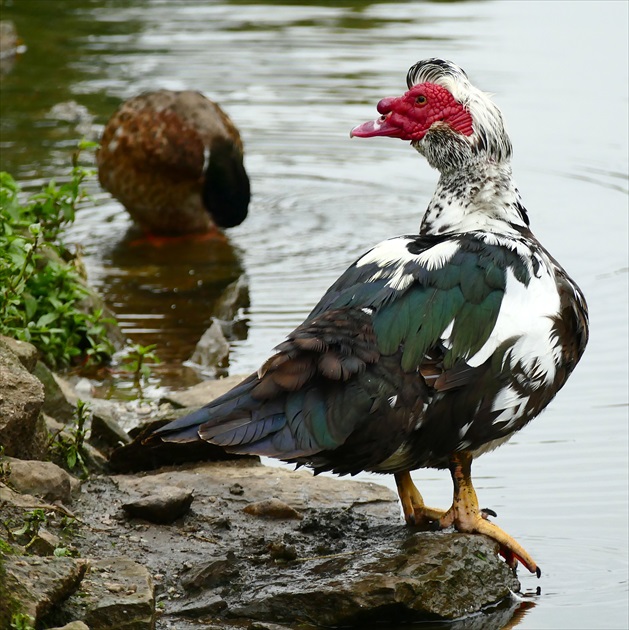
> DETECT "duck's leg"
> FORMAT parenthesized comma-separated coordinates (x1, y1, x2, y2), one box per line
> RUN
(394, 471, 445, 527)
(436, 451, 540, 576)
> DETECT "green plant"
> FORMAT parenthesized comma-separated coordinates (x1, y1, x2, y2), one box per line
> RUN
(59, 515, 80, 537)
(53, 545, 78, 557)
(0, 538, 15, 555)
(119, 343, 161, 382)
(11, 509, 47, 548)
(49, 399, 90, 476)
(10, 612, 35, 630)
(0, 142, 115, 369)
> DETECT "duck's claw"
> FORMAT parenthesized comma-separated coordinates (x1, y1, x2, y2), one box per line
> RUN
(394, 471, 445, 528)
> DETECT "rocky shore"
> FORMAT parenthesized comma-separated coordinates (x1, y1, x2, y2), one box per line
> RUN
(0, 336, 525, 630)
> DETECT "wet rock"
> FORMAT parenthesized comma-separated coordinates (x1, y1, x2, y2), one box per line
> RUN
(189, 318, 230, 373)
(4, 457, 78, 504)
(162, 374, 245, 409)
(63, 557, 155, 630)
(3, 556, 87, 624)
(180, 553, 239, 591)
(0, 341, 46, 459)
(229, 533, 519, 625)
(71, 461, 523, 628)
(243, 498, 303, 520)
(167, 593, 227, 618)
(33, 361, 76, 424)
(122, 485, 194, 524)
(0, 335, 38, 372)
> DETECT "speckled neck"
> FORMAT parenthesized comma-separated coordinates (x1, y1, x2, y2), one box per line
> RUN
(420, 161, 529, 236)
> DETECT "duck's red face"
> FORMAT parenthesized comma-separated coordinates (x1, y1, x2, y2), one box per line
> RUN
(350, 83, 474, 142)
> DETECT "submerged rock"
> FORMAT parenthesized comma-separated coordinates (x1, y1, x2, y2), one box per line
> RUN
(188, 318, 230, 373)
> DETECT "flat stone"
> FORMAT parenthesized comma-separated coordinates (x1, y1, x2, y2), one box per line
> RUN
(5, 457, 77, 504)
(64, 557, 155, 630)
(116, 459, 399, 520)
(122, 484, 194, 524)
(3, 556, 87, 623)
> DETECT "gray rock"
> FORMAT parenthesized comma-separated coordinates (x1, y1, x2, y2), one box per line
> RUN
(33, 361, 76, 424)
(229, 533, 519, 625)
(0, 341, 46, 459)
(2, 556, 87, 623)
(213, 274, 250, 321)
(180, 553, 239, 591)
(90, 409, 131, 449)
(64, 557, 155, 630)
(167, 593, 227, 617)
(72, 461, 523, 628)
(122, 485, 194, 524)
(189, 318, 230, 373)
(4, 457, 78, 504)
(0, 335, 38, 372)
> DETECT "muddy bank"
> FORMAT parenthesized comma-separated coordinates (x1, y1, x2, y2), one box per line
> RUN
(0, 338, 526, 629)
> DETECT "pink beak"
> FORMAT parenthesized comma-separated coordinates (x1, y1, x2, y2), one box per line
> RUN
(350, 96, 404, 139)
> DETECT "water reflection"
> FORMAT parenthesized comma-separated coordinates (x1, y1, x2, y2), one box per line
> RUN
(92, 219, 247, 388)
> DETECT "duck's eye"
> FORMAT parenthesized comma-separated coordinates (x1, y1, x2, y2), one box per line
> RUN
(415, 95, 427, 105)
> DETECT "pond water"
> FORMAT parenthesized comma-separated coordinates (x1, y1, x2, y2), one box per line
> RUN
(2, 1, 628, 628)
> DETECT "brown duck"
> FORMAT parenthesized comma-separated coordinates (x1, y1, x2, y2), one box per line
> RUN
(97, 90, 250, 236)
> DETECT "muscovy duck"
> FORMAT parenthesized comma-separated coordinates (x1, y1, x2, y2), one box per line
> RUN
(97, 90, 250, 236)
(148, 59, 588, 575)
